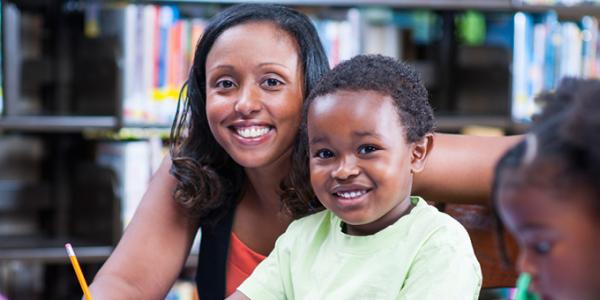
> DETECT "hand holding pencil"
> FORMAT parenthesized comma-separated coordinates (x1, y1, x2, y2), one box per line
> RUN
(65, 243, 94, 300)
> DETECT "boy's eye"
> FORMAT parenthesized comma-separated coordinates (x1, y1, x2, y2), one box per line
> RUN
(314, 149, 334, 159)
(358, 144, 379, 155)
(261, 78, 284, 89)
(531, 241, 553, 255)
(216, 79, 236, 89)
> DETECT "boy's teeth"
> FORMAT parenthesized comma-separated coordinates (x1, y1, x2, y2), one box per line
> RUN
(336, 190, 367, 199)
(236, 126, 270, 138)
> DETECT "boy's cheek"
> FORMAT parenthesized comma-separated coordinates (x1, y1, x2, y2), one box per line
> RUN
(309, 167, 330, 191)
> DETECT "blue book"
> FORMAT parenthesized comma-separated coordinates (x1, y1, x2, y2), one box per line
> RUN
(543, 12, 559, 91)
(512, 12, 534, 122)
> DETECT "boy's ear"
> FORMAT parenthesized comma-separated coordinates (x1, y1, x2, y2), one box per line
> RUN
(410, 133, 434, 174)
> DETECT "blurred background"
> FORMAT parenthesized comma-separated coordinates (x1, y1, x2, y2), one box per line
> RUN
(1, 0, 599, 299)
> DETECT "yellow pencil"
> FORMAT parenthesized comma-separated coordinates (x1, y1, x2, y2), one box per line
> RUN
(65, 243, 93, 300)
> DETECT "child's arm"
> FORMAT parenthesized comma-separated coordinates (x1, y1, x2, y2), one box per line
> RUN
(398, 220, 482, 299)
(413, 133, 522, 205)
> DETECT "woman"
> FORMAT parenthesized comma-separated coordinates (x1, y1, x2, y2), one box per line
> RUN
(89, 4, 519, 299)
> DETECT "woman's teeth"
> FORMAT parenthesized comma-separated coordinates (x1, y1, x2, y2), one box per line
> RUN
(236, 126, 271, 138)
(336, 190, 367, 199)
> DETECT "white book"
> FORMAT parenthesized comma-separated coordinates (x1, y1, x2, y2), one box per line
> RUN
(96, 141, 156, 230)
(122, 4, 137, 123)
(559, 22, 582, 79)
(581, 16, 598, 78)
(532, 24, 547, 98)
(143, 5, 158, 124)
(363, 23, 400, 60)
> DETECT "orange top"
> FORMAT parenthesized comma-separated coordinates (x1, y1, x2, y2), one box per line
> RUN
(225, 233, 267, 297)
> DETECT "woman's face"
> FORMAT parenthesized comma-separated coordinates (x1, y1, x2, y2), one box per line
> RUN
(498, 177, 600, 300)
(205, 21, 304, 169)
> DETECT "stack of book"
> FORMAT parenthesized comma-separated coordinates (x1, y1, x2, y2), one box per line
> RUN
(512, 11, 599, 121)
(122, 5, 207, 126)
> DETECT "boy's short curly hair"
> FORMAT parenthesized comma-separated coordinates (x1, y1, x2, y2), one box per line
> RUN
(306, 54, 435, 142)
(281, 54, 435, 218)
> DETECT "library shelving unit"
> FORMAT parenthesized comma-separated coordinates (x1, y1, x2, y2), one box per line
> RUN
(1, 0, 600, 298)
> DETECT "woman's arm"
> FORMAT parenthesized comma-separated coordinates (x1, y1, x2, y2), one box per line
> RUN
(413, 133, 522, 205)
(88, 156, 199, 299)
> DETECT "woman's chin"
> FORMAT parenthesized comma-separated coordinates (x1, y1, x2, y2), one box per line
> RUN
(229, 152, 278, 169)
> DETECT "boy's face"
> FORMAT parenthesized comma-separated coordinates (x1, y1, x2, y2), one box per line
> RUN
(307, 90, 431, 236)
(498, 175, 600, 300)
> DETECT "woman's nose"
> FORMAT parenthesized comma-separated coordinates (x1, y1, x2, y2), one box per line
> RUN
(331, 156, 360, 180)
(234, 84, 262, 116)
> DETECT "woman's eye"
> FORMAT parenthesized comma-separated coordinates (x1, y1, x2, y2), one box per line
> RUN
(216, 79, 235, 89)
(358, 144, 378, 154)
(262, 78, 284, 88)
(532, 241, 553, 255)
(315, 149, 334, 159)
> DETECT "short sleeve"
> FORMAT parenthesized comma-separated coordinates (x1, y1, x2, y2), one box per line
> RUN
(236, 223, 295, 300)
(397, 221, 482, 300)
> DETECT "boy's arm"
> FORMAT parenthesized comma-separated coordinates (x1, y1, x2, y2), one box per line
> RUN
(413, 133, 522, 205)
(398, 222, 482, 300)
(88, 156, 199, 299)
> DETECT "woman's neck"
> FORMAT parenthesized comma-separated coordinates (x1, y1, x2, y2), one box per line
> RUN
(243, 148, 292, 210)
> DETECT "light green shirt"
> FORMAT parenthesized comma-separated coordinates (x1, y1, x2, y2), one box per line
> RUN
(238, 197, 482, 299)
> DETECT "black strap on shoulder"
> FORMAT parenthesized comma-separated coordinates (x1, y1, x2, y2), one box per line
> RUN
(196, 207, 235, 300)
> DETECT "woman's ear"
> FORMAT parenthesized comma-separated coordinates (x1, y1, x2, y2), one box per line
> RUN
(410, 133, 434, 174)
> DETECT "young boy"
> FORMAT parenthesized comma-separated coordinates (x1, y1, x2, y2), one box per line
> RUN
(228, 54, 482, 299)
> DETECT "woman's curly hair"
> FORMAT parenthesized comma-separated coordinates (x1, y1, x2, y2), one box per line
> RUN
(169, 4, 329, 226)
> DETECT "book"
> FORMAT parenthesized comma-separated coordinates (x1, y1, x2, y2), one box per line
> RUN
(96, 139, 165, 230)
(122, 4, 207, 126)
(511, 11, 599, 122)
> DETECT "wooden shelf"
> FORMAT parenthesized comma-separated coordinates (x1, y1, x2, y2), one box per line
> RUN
(0, 245, 199, 268)
(518, 3, 600, 18)
(142, 0, 513, 10)
(436, 115, 529, 132)
(141, 0, 600, 16)
(0, 116, 119, 132)
(0, 246, 113, 263)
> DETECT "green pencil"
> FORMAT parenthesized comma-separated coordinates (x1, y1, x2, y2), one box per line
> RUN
(514, 272, 539, 300)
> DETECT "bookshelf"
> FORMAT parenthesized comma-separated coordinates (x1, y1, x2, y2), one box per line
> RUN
(2, 0, 600, 298)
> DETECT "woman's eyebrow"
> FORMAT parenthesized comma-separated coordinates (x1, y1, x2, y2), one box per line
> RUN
(207, 64, 235, 73)
(258, 62, 291, 70)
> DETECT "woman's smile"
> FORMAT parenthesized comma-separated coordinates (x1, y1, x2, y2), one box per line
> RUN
(228, 121, 275, 145)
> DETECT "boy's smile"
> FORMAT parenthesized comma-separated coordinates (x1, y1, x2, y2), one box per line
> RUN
(307, 90, 431, 236)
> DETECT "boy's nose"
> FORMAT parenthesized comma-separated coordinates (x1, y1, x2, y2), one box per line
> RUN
(331, 156, 360, 180)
